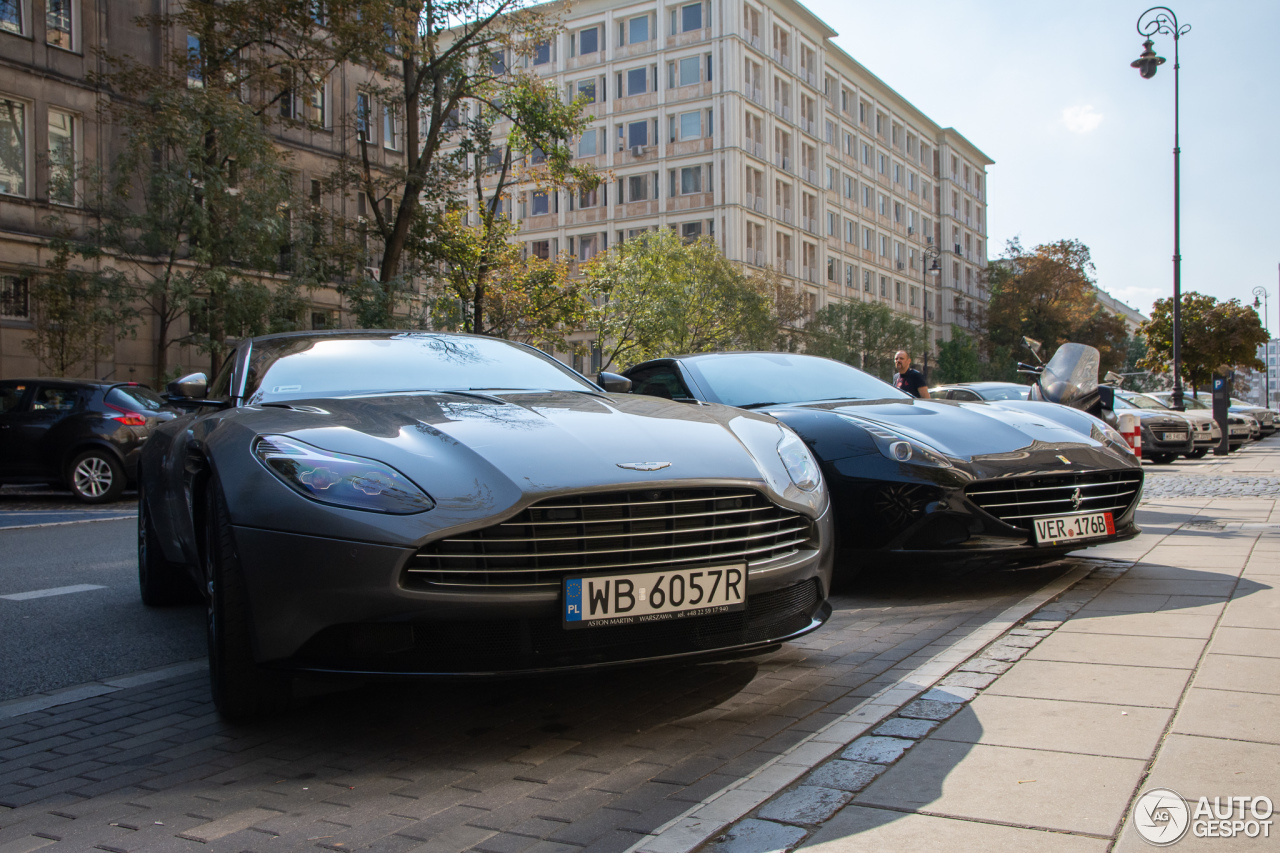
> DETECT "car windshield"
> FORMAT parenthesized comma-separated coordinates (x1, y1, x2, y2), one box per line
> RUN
(977, 385, 1030, 401)
(1177, 396, 1210, 410)
(1119, 393, 1168, 410)
(242, 334, 596, 403)
(682, 352, 908, 407)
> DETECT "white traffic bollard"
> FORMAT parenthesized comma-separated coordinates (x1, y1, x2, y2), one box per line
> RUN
(1117, 412, 1141, 459)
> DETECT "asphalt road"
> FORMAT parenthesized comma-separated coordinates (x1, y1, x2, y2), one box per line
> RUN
(0, 517, 206, 701)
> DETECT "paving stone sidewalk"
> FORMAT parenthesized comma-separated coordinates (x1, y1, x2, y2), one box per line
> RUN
(665, 435, 1280, 853)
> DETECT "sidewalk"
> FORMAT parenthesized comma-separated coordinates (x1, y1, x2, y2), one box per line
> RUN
(637, 438, 1280, 853)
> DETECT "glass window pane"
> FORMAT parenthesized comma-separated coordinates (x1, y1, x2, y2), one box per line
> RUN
(627, 67, 647, 95)
(47, 109, 74, 204)
(678, 56, 700, 86)
(681, 3, 702, 31)
(627, 121, 648, 147)
(679, 111, 700, 140)
(0, 99, 27, 196)
(47, 0, 72, 47)
(576, 78, 596, 103)
(577, 129, 596, 157)
(1, 0, 23, 35)
(628, 15, 648, 44)
(579, 26, 598, 54)
(680, 167, 701, 194)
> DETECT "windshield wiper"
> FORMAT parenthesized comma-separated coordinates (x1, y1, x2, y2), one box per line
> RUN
(738, 401, 781, 409)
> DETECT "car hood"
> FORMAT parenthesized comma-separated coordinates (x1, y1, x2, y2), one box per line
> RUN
(222, 390, 824, 525)
(770, 398, 1110, 461)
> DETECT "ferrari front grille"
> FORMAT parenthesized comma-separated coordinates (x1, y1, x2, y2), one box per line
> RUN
(404, 488, 813, 589)
(965, 470, 1143, 531)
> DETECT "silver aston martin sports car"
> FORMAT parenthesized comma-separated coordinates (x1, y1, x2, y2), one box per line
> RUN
(138, 332, 833, 719)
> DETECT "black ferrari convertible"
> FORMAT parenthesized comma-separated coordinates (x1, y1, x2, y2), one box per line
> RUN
(138, 332, 833, 719)
(623, 352, 1143, 576)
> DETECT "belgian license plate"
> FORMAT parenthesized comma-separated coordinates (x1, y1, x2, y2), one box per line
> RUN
(1033, 512, 1115, 545)
(1162, 431, 1187, 441)
(563, 565, 746, 628)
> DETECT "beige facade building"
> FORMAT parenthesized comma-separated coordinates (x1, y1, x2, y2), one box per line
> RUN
(1, 0, 991, 383)
(516, 0, 992, 371)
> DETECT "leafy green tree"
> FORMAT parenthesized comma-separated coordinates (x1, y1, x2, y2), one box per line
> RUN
(805, 301, 928, 381)
(933, 327, 982, 384)
(985, 239, 1128, 374)
(1140, 293, 1268, 396)
(583, 230, 776, 370)
(22, 239, 131, 377)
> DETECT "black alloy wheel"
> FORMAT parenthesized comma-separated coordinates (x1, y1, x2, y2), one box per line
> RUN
(138, 486, 202, 606)
(203, 476, 292, 720)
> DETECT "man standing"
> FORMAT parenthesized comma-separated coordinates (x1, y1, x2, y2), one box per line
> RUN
(892, 351, 930, 399)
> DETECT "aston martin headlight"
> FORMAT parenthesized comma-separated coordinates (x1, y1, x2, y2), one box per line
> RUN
(842, 417, 953, 468)
(252, 435, 435, 514)
(776, 427, 821, 491)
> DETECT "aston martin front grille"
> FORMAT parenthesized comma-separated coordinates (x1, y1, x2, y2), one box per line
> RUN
(965, 470, 1143, 531)
(404, 489, 813, 589)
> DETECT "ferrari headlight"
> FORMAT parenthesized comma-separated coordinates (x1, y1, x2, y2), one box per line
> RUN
(252, 435, 435, 514)
(776, 427, 821, 491)
(842, 417, 953, 468)
(1089, 421, 1133, 455)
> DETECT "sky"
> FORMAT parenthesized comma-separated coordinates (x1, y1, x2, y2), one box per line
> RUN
(803, 0, 1280, 333)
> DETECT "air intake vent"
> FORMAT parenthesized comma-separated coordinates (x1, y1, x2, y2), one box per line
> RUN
(965, 470, 1143, 531)
(405, 489, 813, 590)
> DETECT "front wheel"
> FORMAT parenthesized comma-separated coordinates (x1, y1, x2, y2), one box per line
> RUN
(138, 487, 201, 606)
(68, 450, 125, 503)
(204, 476, 292, 721)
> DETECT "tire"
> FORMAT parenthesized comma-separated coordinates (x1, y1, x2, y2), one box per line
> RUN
(204, 476, 292, 721)
(138, 488, 201, 607)
(1149, 453, 1176, 465)
(1186, 448, 1208, 459)
(68, 450, 125, 503)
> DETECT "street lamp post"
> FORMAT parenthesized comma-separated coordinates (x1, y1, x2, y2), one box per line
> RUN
(1255, 285, 1271, 409)
(1131, 6, 1190, 410)
(923, 244, 942, 380)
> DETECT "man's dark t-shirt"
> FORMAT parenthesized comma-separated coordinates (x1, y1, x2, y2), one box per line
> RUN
(894, 369, 927, 398)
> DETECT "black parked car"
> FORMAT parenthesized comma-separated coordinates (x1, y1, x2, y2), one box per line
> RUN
(624, 352, 1143, 576)
(0, 379, 176, 502)
(138, 332, 833, 720)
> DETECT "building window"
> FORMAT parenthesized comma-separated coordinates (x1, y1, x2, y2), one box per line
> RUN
(578, 128, 598, 157)
(674, 55, 700, 86)
(680, 221, 703, 242)
(826, 211, 836, 236)
(0, 98, 27, 196)
(531, 191, 550, 216)
(879, 275, 887, 297)
(531, 240, 551, 260)
(861, 142, 870, 165)
(311, 79, 328, 127)
(863, 228, 872, 250)
(578, 25, 599, 54)
(625, 66, 648, 95)
(1, 274, 29, 318)
(383, 104, 400, 150)
(47, 108, 76, 205)
(879, 235, 888, 257)
(1, 0, 24, 35)
(827, 257, 837, 282)
(355, 94, 372, 141)
(627, 174, 649, 202)
(187, 35, 203, 88)
(861, 185, 871, 208)
(577, 234, 599, 261)
(576, 78, 597, 103)
(624, 14, 649, 45)
(532, 39, 551, 66)
(675, 2, 703, 33)
(46, 0, 73, 49)
(626, 119, 649, 148)
(675, 110, 701, 140)
(677, 165, 702, 194)
(843, 175, 853, 198)
(863, 270, 872, 292)
(895, 280, 904, 302)
(877, 153, 886, 175)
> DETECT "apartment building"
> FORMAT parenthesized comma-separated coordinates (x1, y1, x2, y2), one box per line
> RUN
(0, 1, 392, 382)
(512, 0, 992, 369)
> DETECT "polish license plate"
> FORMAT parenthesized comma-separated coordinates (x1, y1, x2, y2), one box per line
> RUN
(563, 565, 746, 628)
(1033, 512, 1115, 545)
(1161, 431, 1187, 441)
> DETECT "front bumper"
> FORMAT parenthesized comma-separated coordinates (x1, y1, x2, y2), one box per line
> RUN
(230, 503, 833, 673)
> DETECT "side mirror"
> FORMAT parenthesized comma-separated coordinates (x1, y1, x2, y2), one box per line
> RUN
(597, 372, 633, 393)
(1021, 336, 1043, 358)
(167, 373, 208, 399)
(1098, 385, 1115, 411)
(1103, 371, 1123, 386)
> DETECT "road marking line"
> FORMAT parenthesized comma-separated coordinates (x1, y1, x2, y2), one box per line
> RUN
(1, 584, 108, 601)
(0, 515, 134, 531)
